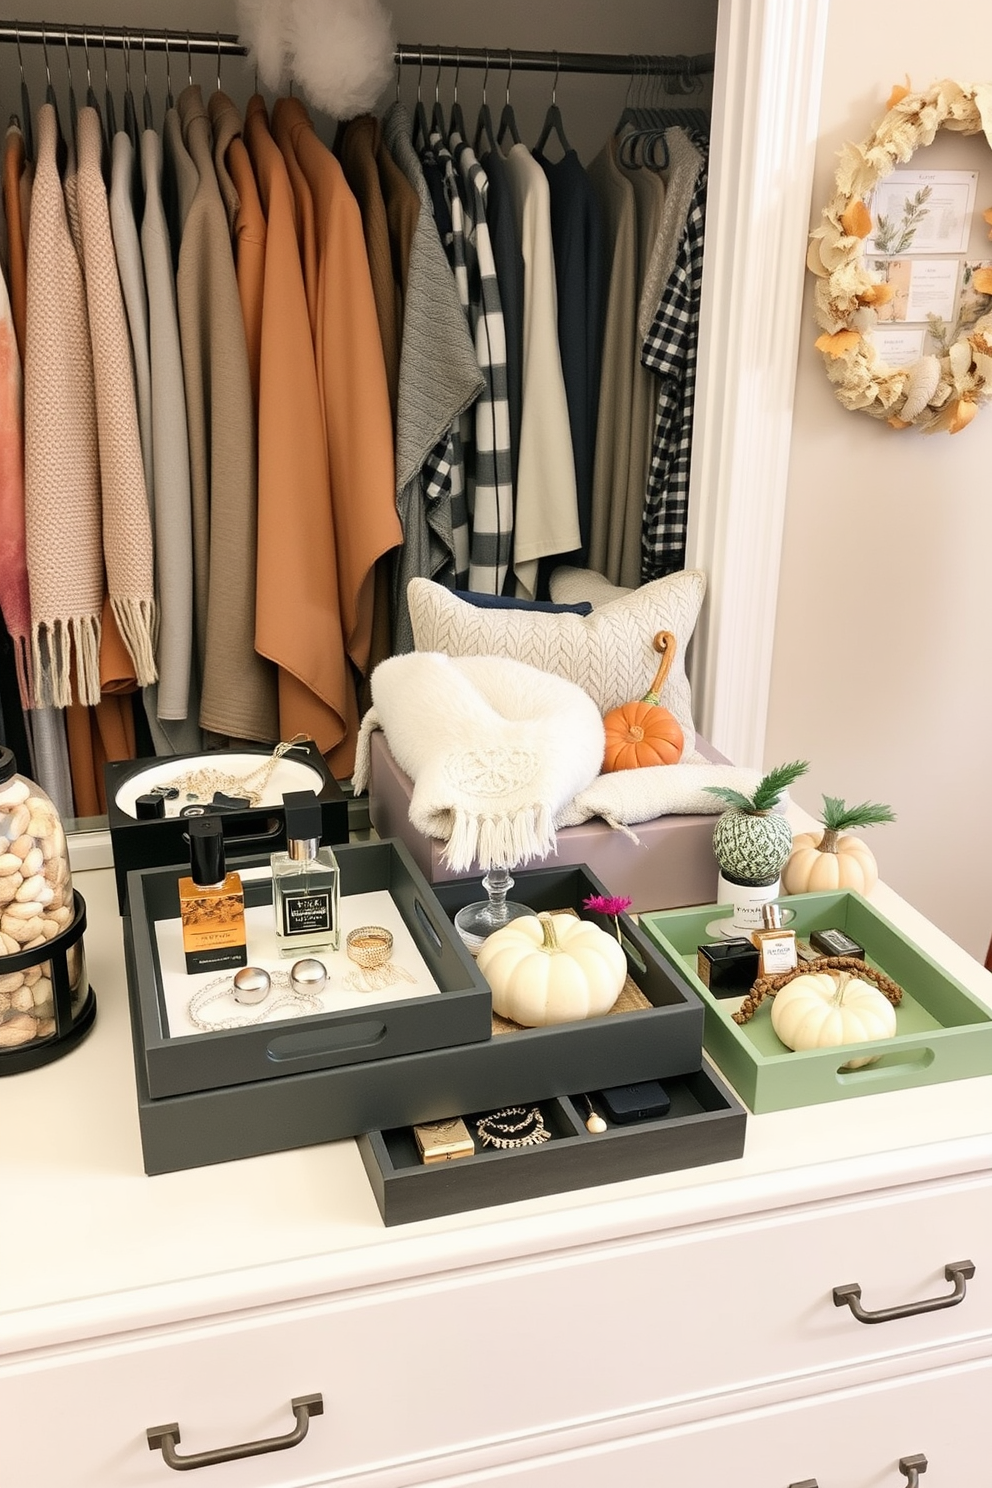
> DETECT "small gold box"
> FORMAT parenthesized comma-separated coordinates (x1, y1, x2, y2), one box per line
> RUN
(414, 1117, 475, 1164)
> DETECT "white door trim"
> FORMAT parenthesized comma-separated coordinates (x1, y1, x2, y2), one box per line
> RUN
(686, 0, 830, 767)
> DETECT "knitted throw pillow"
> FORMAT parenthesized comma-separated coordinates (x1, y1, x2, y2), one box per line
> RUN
(407, 570, 706, 757)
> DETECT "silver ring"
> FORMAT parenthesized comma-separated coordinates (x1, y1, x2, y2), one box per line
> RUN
(231, 966, 271, 1006)
(290, 958, 327, 994)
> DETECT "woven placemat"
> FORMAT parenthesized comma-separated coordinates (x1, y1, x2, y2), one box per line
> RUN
(488, 910, 651, 1036)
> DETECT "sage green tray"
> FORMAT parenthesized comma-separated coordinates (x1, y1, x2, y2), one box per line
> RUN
(639, 891, 992, 1113)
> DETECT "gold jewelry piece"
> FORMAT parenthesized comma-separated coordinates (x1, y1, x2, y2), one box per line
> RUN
(414, 1116, 475, 1163)
(157, 736, 310, 808)
(344, 926, 415, 993)
(186, 960, 326, 1032)
(346, 926, 394, 969)
(476, 1106, 551, 1150)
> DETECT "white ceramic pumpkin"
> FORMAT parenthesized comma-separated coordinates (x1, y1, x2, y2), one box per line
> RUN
(770, 969, 897, 1068)
(476, 912, 627, 1027)
(782, 830, 879, 895)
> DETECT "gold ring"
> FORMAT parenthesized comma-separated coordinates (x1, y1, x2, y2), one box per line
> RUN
(346, 926, 393, 970)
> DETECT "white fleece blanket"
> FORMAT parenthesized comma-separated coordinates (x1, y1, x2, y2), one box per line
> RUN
(352, 652, 768, 863)
(353, 653, 605, 871)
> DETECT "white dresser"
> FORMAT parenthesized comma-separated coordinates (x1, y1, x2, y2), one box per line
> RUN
(2, 865, 991, 1487)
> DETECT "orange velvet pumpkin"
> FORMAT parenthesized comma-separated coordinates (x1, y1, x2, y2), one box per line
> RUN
(602, 631, 684, 772)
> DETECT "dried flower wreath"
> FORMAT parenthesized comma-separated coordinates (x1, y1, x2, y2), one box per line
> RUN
(808, 78, 992, 433)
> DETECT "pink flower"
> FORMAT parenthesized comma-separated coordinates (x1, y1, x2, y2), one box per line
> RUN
(583, 894, 633, 918)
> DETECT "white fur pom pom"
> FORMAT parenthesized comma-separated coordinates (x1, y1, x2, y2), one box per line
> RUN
(236, 0, 293, 92)
(286, 0, 397, 119)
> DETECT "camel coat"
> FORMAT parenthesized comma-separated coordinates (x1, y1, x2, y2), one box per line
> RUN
(244, 95, 357, 762)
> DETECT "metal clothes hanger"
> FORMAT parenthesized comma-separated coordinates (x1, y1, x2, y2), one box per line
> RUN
(473, 49, 496, 156)
(164, 32, 174, 113)
(63, 29, 79, 144)
(214, 32, 223, 99)
(411, 48, 430, 151)
(429, 46, 446, 139)
(496, 52, 521, 148)
(142, 32, 154, 129)
(102, 27, 117, 138)
(122, 29, 139, 148)
(447, 49, 468, 143)
(15, 25, 32, 158)
(533, 52, 571, 159)
(41, 24, 64, 145)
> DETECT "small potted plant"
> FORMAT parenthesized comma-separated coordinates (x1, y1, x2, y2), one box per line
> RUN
(782, 796, 896, 897)
(705, 761, 809, 926)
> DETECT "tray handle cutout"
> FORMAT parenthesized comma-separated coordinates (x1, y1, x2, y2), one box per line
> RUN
(833, 1262, 974, 1324)
(267, 1020, 387, 1062)
(834, 1045, 935, 1085)
(147, 1393, 323, 1471)
(414, 897, 444, 955)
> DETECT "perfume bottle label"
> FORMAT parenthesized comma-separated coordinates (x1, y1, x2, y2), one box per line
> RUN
(281, 890, 333, 938)
(760, 936, 797, 974)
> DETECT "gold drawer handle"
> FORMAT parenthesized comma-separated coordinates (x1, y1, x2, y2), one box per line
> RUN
(790, 1458, 927, 1488)
(833, 1260, 975, 1324)
(147, 1394, 323, 1472)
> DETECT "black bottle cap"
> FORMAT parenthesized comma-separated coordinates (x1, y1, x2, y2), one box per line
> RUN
(135, 792, 166, 820)
(0, 747, 16, 785)
(188, 816, 226, 886)
(283, 789, 323, 843)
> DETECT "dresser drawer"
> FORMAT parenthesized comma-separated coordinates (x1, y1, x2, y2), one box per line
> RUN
(430, 1351, 992, 1487)
(2, 1173, 990, 1485)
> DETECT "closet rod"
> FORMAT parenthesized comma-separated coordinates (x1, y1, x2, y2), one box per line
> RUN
(0, 21, 714, 78)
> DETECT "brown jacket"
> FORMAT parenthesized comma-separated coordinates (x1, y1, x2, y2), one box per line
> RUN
(273, 99, 400, 762)
(244, 94, 357, 761)
(175, 84, 278, 743)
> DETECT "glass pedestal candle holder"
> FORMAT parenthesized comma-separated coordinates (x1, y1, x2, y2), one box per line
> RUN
(454, 865, 531, 956)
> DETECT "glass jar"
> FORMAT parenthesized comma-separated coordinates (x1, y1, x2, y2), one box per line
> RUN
(0, 747, 92, 1070)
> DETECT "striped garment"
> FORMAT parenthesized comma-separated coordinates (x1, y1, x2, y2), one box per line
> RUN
(429, 127, 512, 596)
(640, 161, 707, 580)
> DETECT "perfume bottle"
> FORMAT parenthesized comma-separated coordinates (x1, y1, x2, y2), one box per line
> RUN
(751, 903, 798, 976)
(271, 790, 339, 956)
(178, 816, 248, 974)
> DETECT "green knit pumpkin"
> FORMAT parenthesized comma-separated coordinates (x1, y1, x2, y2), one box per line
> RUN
(706, 761, 809, 882)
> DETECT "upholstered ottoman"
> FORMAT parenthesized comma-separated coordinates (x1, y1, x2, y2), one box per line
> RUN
(367, 729, 728, 913)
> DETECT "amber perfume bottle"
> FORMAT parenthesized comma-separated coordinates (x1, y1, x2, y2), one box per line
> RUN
(271, 791, 340, 956)
(751, 903, 798, 976)
(178, 817, 247, 974)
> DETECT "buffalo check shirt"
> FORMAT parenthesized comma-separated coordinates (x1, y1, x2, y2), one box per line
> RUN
(431, 127, 513, 596)
(640, 162, 707, 580)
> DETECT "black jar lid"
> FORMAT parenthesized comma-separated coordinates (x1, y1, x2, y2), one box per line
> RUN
(0, 747, 17, 785)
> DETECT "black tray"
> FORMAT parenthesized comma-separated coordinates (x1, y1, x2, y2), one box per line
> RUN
(125, 862, 706, 1176)
(357, 1066, 746, 1225)
(126, 839, 492, 1098)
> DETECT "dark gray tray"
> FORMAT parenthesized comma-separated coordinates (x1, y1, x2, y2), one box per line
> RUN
(357, 1067, 747, 1225)
(126, 839, 492, 1098)
(124, 863, 706, 1175)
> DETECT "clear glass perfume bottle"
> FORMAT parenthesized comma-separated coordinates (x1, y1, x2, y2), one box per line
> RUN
(271, 790, 339, 956)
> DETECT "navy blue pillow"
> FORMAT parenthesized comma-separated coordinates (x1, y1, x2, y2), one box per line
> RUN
(453, 590, 593, 616)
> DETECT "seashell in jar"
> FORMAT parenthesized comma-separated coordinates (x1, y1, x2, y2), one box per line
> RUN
(36, 1017, 56, 1038)
(0, 853, 23, 875)
(19, 846, 44, 875)
(0, 780, 30, 808)
(5, 805, 30, 840)
(2, 915, 45, 944)
(27, 812, 55, 840)
(0, 878, 19, 907)
(10, 985, 33, 1012)
(0, 971, 25, 995)
(22, 934, 46, 950)
(32, 976, 53, 1005)
(0, 930, 20, 955)
(15, 874, 47, 903)
(41, 919, 60, 941)
(22, 964, 42, 985)
(51, 905, 73, 929)
(0, 1012, 36, 1046)
(3, 900, 43, 920)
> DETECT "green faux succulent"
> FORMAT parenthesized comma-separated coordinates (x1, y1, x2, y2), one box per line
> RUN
(706, 761, 810, 882)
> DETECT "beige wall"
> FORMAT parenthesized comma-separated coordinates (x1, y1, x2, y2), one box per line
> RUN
(766, 2, 992, 959)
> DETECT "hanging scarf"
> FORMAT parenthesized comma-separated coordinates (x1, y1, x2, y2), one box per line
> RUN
(0, 268, 32, 707)
(24, 103, 103, 707)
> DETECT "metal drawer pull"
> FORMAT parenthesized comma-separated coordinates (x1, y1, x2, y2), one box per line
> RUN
(146, 1394, 323, 1472)
(788, 1462, 927, 1488)
(833, 1259, 975, 1324)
